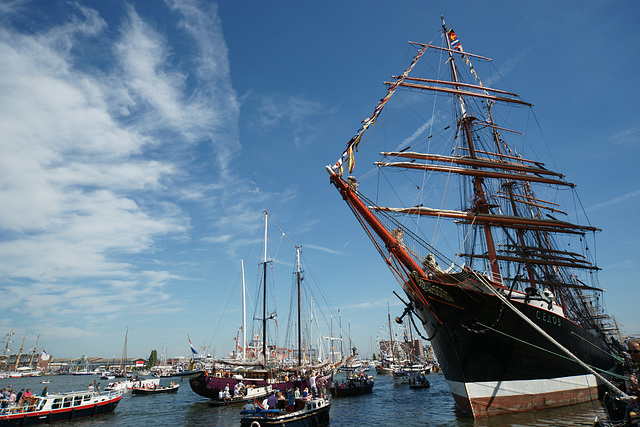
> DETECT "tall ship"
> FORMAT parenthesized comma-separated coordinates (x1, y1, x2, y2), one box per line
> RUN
(326, 18, 626, 417)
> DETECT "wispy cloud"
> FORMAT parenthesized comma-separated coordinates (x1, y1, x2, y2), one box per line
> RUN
(302, 243, 343, 256)
(587, 189, 640, 213)
(340, 299, 403, 311)
(395, 117, 436, 151)
(255, 93, 329, 148)
(0, 1, 241, 339)
(607, 125, 640, 148)
(485, 48, 530, 87)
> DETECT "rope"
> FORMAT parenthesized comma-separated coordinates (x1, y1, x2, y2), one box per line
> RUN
(475, 275, 630, 400)
(476, 322, 627, 381)
(570, 331, 625, 364)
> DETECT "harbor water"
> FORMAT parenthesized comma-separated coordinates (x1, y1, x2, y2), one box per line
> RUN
(1, 372, 607, 426)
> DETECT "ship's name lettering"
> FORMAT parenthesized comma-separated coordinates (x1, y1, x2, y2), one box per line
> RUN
(535, 310, 561, 327)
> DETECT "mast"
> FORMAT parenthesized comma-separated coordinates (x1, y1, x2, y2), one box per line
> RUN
(407, 314, 415, 363)
(339, 310, 343, 360)
(241, 259, 246, 361)
(330, 316, 334, 363)
(370, 335, 373, 360)
(296, 246, 302, 368)
(14, 330, 27, 370)
(387, 302, 395, 364)
(1, 330, 13, 370)
(28, 335, 40, 370)
(441, 15, 501, 283)
(120, 328, 128, 373)
(310, 296, 315, 362)
(262, 211, 268, 367)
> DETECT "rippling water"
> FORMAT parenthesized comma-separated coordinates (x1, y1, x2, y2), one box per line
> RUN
(0, 372, 607, 426)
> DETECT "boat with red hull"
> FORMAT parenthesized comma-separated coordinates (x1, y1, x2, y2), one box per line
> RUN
(326, 17, 626, 418)
(0, 389, 123, 426)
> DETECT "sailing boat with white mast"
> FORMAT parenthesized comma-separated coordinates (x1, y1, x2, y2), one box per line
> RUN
(189, 212, 340, 400)
(326, 17, 626, 417)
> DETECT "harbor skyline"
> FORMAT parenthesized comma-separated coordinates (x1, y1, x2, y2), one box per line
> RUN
(0, 0, 638, 360)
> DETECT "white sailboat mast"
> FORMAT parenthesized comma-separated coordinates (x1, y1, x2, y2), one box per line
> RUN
(241, 258, 246, 361)
(296, 246, 302, 367)
(262, 211, 268, 364)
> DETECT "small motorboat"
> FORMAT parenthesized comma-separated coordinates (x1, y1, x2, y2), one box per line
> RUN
(131, 383, 179, 395)
(105, 378, 160, 392)
(329, 376, 374, 397)
(409, 380, 431, 389)
(240, 396, 331, 427)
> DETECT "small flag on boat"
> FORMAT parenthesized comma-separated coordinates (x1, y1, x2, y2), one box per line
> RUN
(188, 335, 198, 355)
(347, 146, 355, 173)
(332, 43, 430, 176)
(447, 29, 463, 51)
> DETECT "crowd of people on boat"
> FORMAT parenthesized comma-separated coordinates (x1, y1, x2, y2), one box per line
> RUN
(332, 372, 372, 389)
(215, 369, 329, 403)
(242, 384, 323, 415)
(0, 386, 38, 414)
(218, 380, 248, 400)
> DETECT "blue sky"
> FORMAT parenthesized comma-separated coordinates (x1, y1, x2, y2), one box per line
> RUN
(0, 0, 638, 360)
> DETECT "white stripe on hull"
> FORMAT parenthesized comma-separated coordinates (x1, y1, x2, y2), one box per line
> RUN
(447, 374, 599, 417)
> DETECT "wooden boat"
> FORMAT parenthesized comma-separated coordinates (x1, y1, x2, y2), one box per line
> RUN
(131, 383, 179, 395)
(329, 376, 374, 397)
(326, 16, 628, 418)
(409, 380, 431, 390)
(208, 385, 273, 407)
(0, 389, 123, 426)
(239, 396, 331, 427)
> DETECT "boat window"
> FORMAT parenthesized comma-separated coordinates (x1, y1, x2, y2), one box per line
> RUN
(83, 394, 92, 401)
(63, 397, 73, 408)
(52, 398, 62, 409)
(74, 395, 83, 405)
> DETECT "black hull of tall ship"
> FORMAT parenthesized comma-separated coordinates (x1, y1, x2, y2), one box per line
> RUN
(405, 277, 618, 417)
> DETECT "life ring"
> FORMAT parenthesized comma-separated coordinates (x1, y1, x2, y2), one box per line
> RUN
(250, 422, 260, 427)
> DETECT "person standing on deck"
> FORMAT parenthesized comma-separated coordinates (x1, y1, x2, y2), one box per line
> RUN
(267, 391, 278, 409)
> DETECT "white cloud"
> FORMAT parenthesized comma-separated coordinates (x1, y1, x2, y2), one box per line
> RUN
(607, 125, 640, 148)
(587, 189, 640, 213)
(255, 93, 328, 148)
(0, 2, 238, 335)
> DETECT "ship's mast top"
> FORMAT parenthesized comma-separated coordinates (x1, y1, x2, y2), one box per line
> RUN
(440, 17, 502, 283)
